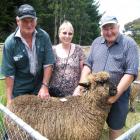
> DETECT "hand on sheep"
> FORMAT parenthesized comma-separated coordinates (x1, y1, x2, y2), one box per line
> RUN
(38, 85, 50, 99)
(73, 85, 84, 96)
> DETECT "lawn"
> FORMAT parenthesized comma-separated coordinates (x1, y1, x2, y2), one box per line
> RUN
(100, 102, 140, 140)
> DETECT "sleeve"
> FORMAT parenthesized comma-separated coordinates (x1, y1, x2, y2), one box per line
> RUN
(124, 39, 139, 78)
(43, 33, 55, 66)
(2, 40, 16, 77)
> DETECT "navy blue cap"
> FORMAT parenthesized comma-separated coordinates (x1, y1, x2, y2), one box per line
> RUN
(17, 4, 36, 19)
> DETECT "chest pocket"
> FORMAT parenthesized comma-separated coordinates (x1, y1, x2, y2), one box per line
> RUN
(13, 52, 29, 69)
(112, 54, 123, 61)
(111, 54, 124, 68)
(13, 39, 29, 69)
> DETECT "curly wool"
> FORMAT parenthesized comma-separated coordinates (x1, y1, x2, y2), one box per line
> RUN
(6, 72, 115, 140)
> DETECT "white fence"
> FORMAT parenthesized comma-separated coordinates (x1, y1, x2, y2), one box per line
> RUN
(116, 123, 140, 140)
(0, 104, 48, 140)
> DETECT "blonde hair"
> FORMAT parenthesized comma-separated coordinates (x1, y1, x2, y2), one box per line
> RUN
(58, 20, 74, 34)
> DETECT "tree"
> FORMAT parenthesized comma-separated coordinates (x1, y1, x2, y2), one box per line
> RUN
(0, 0, 101, 45)
(0, 1, 16, 41)
(0, 0, 35, 41)
(37, 0, 101, 45)
(124, 18, 140, 45)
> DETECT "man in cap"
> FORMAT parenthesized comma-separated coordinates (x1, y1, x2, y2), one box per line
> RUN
(73, 15, 139, 139)
(2, 4, 55, 105)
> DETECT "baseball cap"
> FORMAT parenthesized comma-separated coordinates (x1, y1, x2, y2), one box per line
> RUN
(17, 4, 36, 19)
(99, 15, 118, 27)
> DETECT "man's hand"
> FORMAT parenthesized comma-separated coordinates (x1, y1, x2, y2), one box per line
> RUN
(38, 85, 50, 99)
(107, 94, 120, 104)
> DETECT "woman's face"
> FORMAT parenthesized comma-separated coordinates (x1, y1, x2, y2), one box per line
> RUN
(59, 26, 73, 46)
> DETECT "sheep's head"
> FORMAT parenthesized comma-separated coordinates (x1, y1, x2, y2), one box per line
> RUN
(79, 71, 117, 97)
(88, 71, 110, 86)
(85, 72, 117, 110)
(79, 72, 117, 111)
(88, 72, 111, 97)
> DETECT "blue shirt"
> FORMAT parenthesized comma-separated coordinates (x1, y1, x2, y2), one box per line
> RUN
(85, 34, 139, 85)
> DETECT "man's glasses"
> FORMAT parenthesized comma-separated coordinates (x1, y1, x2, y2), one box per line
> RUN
(62, 32, 73, 36)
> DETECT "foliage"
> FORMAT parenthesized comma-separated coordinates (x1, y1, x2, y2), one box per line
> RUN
(125, 18, 140, 31)
(0, 0, 36, 42)
(0, 0, 101, 45)
(124, 18, 140, 45)
(0, 1, 16, 41)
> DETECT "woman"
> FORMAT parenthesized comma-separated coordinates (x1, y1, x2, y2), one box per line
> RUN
(49, 20, 85, 97)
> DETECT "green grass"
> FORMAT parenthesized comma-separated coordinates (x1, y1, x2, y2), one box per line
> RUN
(135, 101, 140, 112)
(0, 48, 6, 105)
(100, 102, 140, 140)
(0, 47, 2, 63)
(0, 80, 6, 105)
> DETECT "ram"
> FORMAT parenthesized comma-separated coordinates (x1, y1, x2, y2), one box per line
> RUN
(6, 71, 116, 140)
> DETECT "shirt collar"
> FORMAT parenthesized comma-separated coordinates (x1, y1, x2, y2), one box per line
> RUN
(15, 28, 37, 39)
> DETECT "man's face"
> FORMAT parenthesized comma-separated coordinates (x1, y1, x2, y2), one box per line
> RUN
(16, 17, 37, 36)
(101, 23, 119, 44)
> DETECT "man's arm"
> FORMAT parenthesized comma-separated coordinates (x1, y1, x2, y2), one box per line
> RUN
(108, 37, 139, 104)
(38, 65, 53, 99)
(108, 74, 134, 104)
(73, 65, 91, 96)
(5, 77, 14, 105)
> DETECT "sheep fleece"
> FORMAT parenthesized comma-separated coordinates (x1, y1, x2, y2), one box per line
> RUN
(6, 72, 112, 140)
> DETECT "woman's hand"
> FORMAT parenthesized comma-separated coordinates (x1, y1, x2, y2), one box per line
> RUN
(73, 85, 84, 96)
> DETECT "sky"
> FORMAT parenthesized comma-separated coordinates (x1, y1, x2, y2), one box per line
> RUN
(96, 0, 140, 31)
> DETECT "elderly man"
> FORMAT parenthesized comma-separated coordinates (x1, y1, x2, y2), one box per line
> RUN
(2, 4, 55, 105)
(74, 15, 139, 140)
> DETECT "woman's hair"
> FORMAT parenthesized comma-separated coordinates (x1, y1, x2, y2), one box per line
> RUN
(58, 20, 74, 34)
